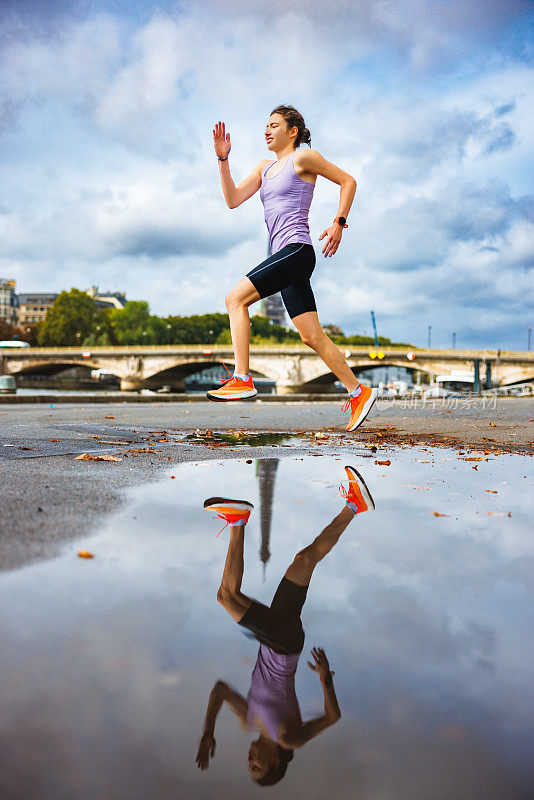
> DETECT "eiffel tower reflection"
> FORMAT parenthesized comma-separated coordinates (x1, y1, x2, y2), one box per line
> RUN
(255, 459, 279, 579)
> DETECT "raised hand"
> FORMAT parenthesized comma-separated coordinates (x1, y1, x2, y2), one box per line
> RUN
(213, 121, 231, 160)
(307, 646, 334, 682)
(195, 732, 216, 770)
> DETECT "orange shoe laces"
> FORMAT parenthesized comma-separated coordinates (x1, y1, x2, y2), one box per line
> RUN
(215, 512, 247, 537)
(217, 362, 250, 388)
(339, 482, 349, 499)
(218, 361, 236, 387)
(341, 396, 354, 413)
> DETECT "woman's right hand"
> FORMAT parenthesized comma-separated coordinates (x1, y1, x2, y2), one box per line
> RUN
(213, 121, 231, 160)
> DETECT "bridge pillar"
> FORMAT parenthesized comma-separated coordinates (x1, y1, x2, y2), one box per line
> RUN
(473, 359, 481, 394)
(485, 361, 492, 390)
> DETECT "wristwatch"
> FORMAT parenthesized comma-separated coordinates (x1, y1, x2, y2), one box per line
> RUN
(335, 216, 347, 227)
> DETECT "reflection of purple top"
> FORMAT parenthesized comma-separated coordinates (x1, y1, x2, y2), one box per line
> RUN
(260, 152, 314, 255)
(247, 644, 301, 741)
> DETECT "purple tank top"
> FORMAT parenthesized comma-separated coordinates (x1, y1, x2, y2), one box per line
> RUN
(260, 152, 315, 254)
(247, 644, 301, 741)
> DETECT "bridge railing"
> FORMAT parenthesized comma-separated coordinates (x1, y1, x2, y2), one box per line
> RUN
(3, 344, 533, 359)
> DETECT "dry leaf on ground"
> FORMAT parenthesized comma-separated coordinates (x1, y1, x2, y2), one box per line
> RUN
(75, 453, 122, 462)
(432, 511, 449, 517)
(375, 459, 391, 466)
(78, 551, 94, 558)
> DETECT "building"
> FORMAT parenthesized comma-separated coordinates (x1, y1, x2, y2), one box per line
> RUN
(85, 286, 127, 310)
(0, 279, 19, 326)
(17, 293, 58, 325)
(322, 324, 344, 336)
(260, 294, 286, 327)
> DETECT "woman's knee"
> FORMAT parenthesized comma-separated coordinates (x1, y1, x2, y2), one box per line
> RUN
(299, 329, 324, 349)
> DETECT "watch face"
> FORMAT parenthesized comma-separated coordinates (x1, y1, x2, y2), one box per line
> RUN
(338, 217, 346, 225)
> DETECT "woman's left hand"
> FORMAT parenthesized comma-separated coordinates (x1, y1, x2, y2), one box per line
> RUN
(318, 221, 347, 257)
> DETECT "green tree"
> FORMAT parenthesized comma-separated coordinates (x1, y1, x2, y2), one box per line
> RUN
(109, 301, 151, 345)
(37, 289, 97, 346)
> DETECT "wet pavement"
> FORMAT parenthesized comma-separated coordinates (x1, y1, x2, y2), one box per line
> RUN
(1, 451, 533, 799)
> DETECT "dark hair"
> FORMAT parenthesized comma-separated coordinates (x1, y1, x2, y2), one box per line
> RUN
(270, 105, 311, 149)
(253, 746, 294, 787)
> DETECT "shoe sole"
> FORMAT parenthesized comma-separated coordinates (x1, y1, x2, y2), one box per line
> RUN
(203, 497, 255, 512)
(344, 466, 375, 511)
(346, 388, 378, 431)
(206, 388, 258, 402)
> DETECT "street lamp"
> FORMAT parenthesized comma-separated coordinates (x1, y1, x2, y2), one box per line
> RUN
(529, 327, 532, 352)
(452, 331, 456, 349)
(142, 330, 147, 347)
(167, 323, 171, 346)
(427, 325, 431, 349)
(76, 332, 81, 346)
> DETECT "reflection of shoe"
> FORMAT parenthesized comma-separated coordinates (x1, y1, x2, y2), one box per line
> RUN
(207, 375, 258, 402)
(341, 385, 377, 431)
(203, 497, 254, 536)
(339, 466, 375, 514)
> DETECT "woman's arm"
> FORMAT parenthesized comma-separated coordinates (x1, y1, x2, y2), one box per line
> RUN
(296, 148, 357, 257)
(279, 648, 341, 749)
(213, 121, 268, 208)
(196, 680, 248, 769)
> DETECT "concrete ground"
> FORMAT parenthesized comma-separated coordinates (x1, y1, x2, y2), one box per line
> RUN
(1, 397, 532, 572)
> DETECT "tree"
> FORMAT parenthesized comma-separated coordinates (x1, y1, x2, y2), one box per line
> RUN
(38, 289, 97, 346)
(108, 301, 152, 345)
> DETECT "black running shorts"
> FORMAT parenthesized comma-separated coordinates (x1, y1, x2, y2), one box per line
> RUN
(246, 242, 316, 320)
(238, 576, 308, 655)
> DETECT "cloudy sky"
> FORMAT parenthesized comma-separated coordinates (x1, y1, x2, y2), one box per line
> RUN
(1, 0, 533, 348)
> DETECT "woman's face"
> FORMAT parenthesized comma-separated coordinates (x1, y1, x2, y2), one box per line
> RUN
(265, 113, 297, 152)
(247, 739, 275, 780)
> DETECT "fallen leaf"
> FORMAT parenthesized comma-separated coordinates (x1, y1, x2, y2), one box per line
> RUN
(104, 415, 115, 419)
(78, 551, 94, 559)
(463, 457, 489, 462)
(75, 453, 122, 462)
(485, 490, 498, 494)
(432, 512, 449, 517)
(375, 459, 391, 466)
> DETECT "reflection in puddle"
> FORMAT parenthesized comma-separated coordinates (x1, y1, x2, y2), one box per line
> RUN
(183, 430, 296, 447)
(197, 465, 371, 785)
(0, 452, 533, 799)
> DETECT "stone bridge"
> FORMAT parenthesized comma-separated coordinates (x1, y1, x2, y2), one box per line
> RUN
(2, 345, 533, 393)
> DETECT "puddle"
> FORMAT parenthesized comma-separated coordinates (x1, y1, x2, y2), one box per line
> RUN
(183, 430, 298, 447)
(0, 450, 533, 799)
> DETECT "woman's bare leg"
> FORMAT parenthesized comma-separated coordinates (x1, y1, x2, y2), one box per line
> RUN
(291, 311, 360, 393)
(284, 505, 356, 587)
(225, 277, 261, 376)
(216, 525, 253, 622)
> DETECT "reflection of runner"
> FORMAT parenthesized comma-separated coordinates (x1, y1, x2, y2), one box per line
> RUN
(196, 466, 375, 786)
(208, 105, 377, 431)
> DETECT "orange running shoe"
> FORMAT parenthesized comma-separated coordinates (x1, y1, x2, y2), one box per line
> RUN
(203, 496, 254, 536)
(339, 466, 375, 514)
(341, 385, 377, 431)
(207, 374, 257, 402)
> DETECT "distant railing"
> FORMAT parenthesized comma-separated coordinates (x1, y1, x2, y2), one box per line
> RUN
(2, 344, 533, 359)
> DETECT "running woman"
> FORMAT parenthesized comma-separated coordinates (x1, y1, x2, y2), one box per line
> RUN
(208, 105, 377, 431)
